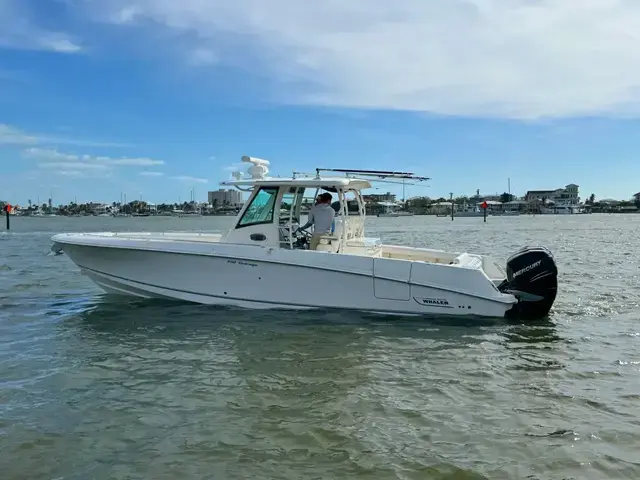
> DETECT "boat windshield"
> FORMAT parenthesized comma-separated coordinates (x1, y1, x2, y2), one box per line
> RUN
(238, 187, 278, 227)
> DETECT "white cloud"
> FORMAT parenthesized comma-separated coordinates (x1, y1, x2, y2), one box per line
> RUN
(108, 157, 164, 166)
(24, 148, 77, 162)
(0, 123, 129, 147)
(0, 0, 82, 54)
(170, 175, 208, 184)
(57, 171, 85, 177)
(32, 34, 82, 54)
(139, 171, 164, 176)
(23, 147, 165, 168)
(223, 162, 245, 172)
(49, 137, 131, 148)
(86, 0, 640, 119)
(37, 161, 108, 170)
(0, 124, 38, 145)
(188, 48, 218, 66)
(112, 5, 141, 24)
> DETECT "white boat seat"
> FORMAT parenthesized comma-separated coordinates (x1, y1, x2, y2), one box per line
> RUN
(315, 235, 341, 253)
(333, 217, 360, 241)
(451, 253, 483, 269)
(333, 218, 344, 239)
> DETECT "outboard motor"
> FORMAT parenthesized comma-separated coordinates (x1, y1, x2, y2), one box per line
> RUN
(499, 246, 558, 320)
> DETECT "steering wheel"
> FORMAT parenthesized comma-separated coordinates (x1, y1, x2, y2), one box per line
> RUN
(293, 227, 311, 239)
(292, 227, 311, 248)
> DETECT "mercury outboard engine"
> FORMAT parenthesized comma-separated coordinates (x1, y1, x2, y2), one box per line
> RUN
(499, 246, 558, 320)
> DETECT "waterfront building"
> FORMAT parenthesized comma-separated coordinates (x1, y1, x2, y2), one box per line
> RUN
(525, 184, 580, 206)
(207, 189, 243, 207)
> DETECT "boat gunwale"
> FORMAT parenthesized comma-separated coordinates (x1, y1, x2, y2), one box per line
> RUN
(51, 233, 516, 304)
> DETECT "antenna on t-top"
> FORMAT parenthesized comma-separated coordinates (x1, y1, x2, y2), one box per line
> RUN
(241, 155, 270, 180)
(314, 167, 430, 181)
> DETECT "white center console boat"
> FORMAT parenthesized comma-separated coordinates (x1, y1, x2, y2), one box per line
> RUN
(51, 156, 558, 319)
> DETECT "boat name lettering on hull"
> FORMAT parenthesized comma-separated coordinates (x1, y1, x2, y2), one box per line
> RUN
(414, 297, 453, 308)
(513, 260, 542, 278)
(227, 260, 258, 267)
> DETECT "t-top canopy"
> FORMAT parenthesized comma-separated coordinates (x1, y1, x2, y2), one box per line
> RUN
(221, 176, 372, 190)
(220, 155, 432, 191)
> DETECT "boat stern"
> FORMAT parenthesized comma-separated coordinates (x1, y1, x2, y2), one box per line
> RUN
(479, 254, 508, 286)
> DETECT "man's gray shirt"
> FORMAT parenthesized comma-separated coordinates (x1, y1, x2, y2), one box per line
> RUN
(307, 203, 335, 234)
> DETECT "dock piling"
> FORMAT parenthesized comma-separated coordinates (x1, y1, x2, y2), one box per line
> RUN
(450, 193, 454, 221)
(4, 204, 10, 230)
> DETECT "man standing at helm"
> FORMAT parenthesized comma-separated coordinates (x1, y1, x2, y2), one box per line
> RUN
(296, 192, 335, 250)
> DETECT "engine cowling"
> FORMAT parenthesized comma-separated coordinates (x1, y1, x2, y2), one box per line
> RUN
(500, 246, 558, 319)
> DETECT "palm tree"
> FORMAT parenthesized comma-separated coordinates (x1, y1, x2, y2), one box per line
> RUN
(500, 192, 514, 203)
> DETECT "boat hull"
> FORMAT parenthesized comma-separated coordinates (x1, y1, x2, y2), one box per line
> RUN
(52, 234, 516, 318)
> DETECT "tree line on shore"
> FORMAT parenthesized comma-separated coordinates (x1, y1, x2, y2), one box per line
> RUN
(0, 200, 235, 215)
(2, 192, 638, 216)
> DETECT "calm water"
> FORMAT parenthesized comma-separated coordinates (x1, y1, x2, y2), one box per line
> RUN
(1, 214, 639, 479)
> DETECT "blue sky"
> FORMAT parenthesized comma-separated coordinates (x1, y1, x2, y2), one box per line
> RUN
(2, 0, 640, 206)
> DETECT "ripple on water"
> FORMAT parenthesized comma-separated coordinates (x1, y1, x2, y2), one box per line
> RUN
(1, 215, 640, 479)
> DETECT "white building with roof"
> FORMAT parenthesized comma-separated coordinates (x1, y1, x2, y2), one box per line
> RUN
(525, 184, 580, 206)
